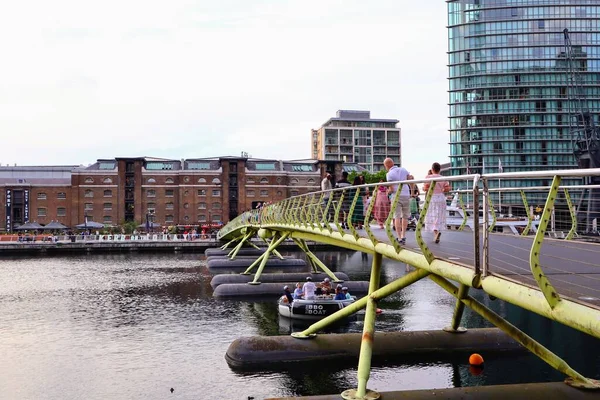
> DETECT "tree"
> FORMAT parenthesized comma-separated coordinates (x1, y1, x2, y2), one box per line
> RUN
(348, 170, 387, 184)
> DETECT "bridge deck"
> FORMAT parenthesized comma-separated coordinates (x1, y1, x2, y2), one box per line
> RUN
(338, 226, 600, 311)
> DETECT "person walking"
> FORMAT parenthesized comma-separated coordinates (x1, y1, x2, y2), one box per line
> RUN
(321, 172, 333, 222)
(373, 179, 391, 228)
(423, 162, 450, 243)
(384, 158, 412, 245)
(335, 171, 352, 229)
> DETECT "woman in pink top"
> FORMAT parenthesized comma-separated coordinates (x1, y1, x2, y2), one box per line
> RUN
(422, 162, 450, 243)
(373, 179, 391, 228)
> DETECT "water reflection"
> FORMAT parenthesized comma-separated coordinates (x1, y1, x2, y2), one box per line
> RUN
(1, 251, 600, 400)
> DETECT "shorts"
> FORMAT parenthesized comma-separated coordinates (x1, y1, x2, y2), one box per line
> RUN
(393, 196, 411, 219)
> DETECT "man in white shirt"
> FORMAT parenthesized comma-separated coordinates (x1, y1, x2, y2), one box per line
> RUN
(302, 276, 317, 300)
(384, 158, 413, 245)
(321, 173, 333, 222)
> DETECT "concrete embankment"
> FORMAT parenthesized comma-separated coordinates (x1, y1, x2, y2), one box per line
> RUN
(266, 382, 599, 400)
(225, 328, 523, 369)
(205, 247, 266, 257)
(213, 281, 369, 298)
(207, 257, 307, 270)
(210, 272, 350, 289)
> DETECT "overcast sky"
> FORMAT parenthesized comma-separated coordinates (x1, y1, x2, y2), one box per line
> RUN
(0, 0, 449, 179)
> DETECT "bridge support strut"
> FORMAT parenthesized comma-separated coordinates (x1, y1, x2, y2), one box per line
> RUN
(430, 274, 600, 390)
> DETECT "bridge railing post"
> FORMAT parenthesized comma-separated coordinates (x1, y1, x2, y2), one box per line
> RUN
(481, 177, 490, 277)
(472, 175, 482, 277)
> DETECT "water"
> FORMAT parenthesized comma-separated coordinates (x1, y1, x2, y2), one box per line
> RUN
(1, 251, 599, 400)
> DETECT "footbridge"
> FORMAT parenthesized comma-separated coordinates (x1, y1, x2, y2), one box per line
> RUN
(217, 168, 600, 398)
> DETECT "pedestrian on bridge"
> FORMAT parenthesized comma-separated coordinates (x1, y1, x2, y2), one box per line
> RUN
(423, 162, 450, 243)
(384, 158, 412, 245)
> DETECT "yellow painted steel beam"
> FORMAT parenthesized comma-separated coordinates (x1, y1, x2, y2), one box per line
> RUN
(530, 175, 562, 308)
(564, 188, 577, 241)
(416, 181, 435, 264)
(432, 275, 599, 388)
(363, 185, 379, 245)
(520, 189, 533, 236)
(482, 276, 600, 339)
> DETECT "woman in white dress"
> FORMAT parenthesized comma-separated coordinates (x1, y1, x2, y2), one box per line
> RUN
(422, 162, 450, 243)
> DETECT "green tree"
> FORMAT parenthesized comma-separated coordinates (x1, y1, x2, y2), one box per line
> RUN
(348, 170, 387, 184)
(120, 220, 138, 234)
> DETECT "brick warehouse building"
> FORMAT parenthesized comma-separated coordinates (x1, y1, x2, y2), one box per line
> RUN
(0, 156, 360, 232)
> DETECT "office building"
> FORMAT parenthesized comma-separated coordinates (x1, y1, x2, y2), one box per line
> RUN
(447, 1, 600, 203)
(311, 110, 402, 172)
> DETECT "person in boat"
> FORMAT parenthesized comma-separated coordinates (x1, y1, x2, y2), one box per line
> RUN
(423, 162, 450, 244)
(320, 277, 332, 295)
(282, 286, 294, 303)
(342, 287, 352, 300)
(293, 282, 303, 299)
(334, 285, 346, 300)
(302, 276, 317, 300)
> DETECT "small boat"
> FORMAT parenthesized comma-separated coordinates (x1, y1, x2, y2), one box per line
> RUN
(277, 295, 355, 320)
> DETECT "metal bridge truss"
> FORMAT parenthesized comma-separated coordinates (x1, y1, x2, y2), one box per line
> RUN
(218, 168, 600, 398)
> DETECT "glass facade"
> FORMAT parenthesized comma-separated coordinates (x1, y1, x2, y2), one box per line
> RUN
(447, 0, 600, 197)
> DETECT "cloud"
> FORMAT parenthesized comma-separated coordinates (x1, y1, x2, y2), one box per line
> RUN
(0, 1, 449, 168)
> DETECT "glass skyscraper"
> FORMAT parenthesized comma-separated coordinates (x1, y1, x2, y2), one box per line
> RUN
(447, 0, 600, 204)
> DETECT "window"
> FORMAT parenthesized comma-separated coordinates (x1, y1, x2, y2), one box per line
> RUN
(212, 202, 221, 209)
(212, 178, 220, 184)
(292, 164, 312, 172)
(57, 192, 66, 200)
(183, 176, 190, 183)
(165, 215, 174, 223)
(538, 20, 545, 29)
(146, 162, 174, 170)
(147, 178, 156, 184)
(198, 214, 207, 222)
(85, 190, 94, 198)
(290, 178, 299, 184)
(37, 193, 47, 200)
(308, 178, 315, 184)
(256, 163, 276, 170)
(166, 202, 174, 210)
(103, 177, 113, 184)
(277, 191, 283, 196)
(147, 189, 156, 197)
(212, 190, 220, 196)
(184, 190, 189, 196)
(197, 189, 206, 196)
(104, 190, 112, 197)
(291, 190, 299, 196)
(147, 202, 156, 212)
(198, 202, 207, 209)
(183, 203, 189, 209)
(165, 189, 174, 197)
(247, 190, 255, 197)
(276, 177, 282, 183)
(184, 215, 190, 221)
(198, 178, 206, 183)
(260, 190, 269, 197)
(84, 203, 93, 211)
(260, 177, 269, 184)
(57, 207, 67, 217)
(103, 203, 112, 211)
(99, 162, 115, 170)
(85, 177, 94, 183)
(165, 177, 174, 184)
(247, 177, 255, 183)
(103, 216, 112, 223)
(211, 214, 221, 222)
(188, 162, 211, 170)
(37, 208, 47, 217)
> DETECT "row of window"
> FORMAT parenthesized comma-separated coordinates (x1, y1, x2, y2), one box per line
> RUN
(33, 211, 223, 224)
(449, 19, 600, 37)
(450, 9, 600, 27)
(450, 102, 600, 116)
(450, 45, 600, 64)
(450, 32, 600, 53)
(450, 72, 600, 90)
(450, 60, 600, 78)
(450, 87, 600, 102)
(36, 193, 67, 200)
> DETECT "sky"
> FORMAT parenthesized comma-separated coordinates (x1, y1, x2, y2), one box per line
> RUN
(0, 0, 449, 179)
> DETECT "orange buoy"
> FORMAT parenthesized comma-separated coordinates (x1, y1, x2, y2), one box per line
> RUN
(469, 353, 484, 366)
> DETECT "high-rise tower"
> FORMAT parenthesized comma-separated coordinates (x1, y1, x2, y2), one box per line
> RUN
(447, 0, 600, 203)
